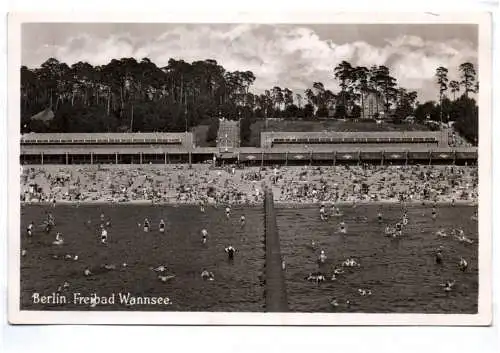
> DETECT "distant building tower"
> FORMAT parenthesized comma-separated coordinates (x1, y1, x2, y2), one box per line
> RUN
(362, 91, 384, 119)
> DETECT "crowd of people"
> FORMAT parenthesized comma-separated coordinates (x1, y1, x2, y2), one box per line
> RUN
(303, 202, 476, 309)
(271, 164, 478, 204)
(20, 164, 265, 205)
(21, 162, 478, 311)
(20, 163, 478, 206)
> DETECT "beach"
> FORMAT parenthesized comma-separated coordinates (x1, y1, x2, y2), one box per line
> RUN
(21, 164, 478, 206)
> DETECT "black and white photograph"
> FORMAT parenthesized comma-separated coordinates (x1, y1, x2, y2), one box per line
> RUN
(8, 12, 492, 325)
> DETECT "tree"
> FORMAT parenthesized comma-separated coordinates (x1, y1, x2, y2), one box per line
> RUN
(295, 93, 303, 109)
(435, 66, 449, 125)
(394, 88, 416, 120)
(459, 62, 476, 98)
(449, 80, 460, 101)
(21, 55, 266, 133)
(453, 96, 478, 145)
(239, 116, 253, 146)
(206, 118, 220, 145)
(283, 88, 293, 108)
(414, 101, 438, 123)
(271, 86, 284, 111)
(334, 61, 354, 109)
(334, 104, 347, 119)
(303, 103, 315, 119)
(353, 66, 369, 118)
(371, 65, 397, 112)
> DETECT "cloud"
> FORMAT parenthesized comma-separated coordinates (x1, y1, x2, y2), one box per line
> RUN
(29, 24, 477, 102)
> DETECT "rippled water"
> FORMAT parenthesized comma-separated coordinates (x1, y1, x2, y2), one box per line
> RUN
(20, 204, 478, 313)
(21, 204, 265, 311)
(277, 204, 478, 313)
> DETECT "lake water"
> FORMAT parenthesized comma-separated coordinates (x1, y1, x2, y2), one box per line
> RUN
(20, 203, 477, 313)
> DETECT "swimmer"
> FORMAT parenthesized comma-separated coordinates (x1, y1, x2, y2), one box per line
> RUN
(159, 219, 166, 233)
(200, 202, 205, 213)
(240, 215, 246, 227)
(333, 267, 344, 275)
(64, 254, 78, 261)
(57, 281, 70, 293)
(358, 288, 372, 296)
(84, 268, 92, 276)
(51, 197, 56, 208)
(318, 250, 327, 264)
(310, 240, 318, 251)
(384, 226, 395, 237)
(282, 259, 286, 270)
(442, 280, 456, 292)
(436, 229, 447, 237)
(102, 264, 116, 270)
(459, 258, 468, 271)
(306, 272, 326, 283)
(330, 298, 339, 307)
(395, 222, 403, 237)
(225, 245, 236, 260)
(201, 270, 215, 281)
(158, 274, 175, 282)
(339, 221, 347, 234)
(143, 218, 150, 232)
(21, 249, 27, 257)
(377, 211, 383, 223)
(225, 206, 231, 218)
(100, 213, 105, 222)
(320, 205, 328, 221)
(151, 265, 167, 273)
(26, 221, 34, 237)
(47, 213, 55, 226)
(402, 213, 409, 226)
(435, 249, 443, 264)
(332, 206, 343, 217)
(455, 232, 474, 244)
(201, 229, 208, 244)
(431, 207, 437, 220)
(342, 258, 360, 268)
(471, 210, 478, 221)
(101, 228, 108, 244)
(53, 232, 64, 245)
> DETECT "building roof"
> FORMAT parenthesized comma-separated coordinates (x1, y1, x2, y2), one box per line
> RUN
(21, 132, 191, 143)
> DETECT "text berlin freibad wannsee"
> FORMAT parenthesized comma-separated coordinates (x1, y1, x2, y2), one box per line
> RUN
(31, 292, 173, 306)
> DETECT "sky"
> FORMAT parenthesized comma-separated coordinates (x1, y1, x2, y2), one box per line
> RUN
(21, 23, 478, 102)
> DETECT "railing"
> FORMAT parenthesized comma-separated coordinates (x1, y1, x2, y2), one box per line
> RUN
(21, 139, 183, 145)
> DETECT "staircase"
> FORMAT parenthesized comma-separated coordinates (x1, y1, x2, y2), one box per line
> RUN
(216, 119, 240, 152)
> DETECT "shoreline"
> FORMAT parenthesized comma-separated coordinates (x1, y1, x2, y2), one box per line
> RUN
(20, 199, 477, 207)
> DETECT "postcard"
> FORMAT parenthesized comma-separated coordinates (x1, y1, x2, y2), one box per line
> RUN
(8, 11, 492, 325)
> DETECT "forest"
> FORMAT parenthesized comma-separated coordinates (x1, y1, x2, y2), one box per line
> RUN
(21, 57, 479, 145)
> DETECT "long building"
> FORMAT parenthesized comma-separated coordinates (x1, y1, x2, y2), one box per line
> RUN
(261, 130, 449, 148)
(20, 131, 477, 166)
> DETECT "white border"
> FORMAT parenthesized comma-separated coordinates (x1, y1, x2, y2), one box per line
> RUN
(7, 11, 493, 326)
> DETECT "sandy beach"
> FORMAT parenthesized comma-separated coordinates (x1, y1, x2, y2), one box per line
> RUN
(20, 164, 478, 206)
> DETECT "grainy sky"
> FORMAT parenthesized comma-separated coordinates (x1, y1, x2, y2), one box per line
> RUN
(21, 23, 478, 102)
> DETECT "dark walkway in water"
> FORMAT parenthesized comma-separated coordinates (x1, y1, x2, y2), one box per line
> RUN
(264, 189, 289, 312)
